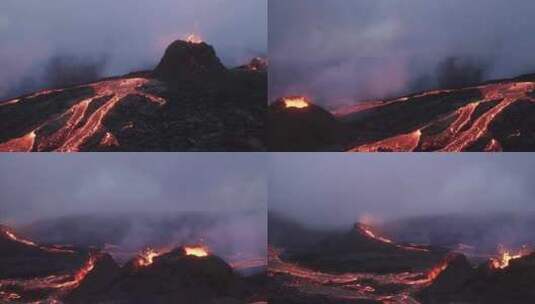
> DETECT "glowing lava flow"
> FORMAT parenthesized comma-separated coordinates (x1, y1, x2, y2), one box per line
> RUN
(0, 77, 167, 152)
(185, 246, 209, 257)
(350, 129, 422, 152)
(357, 224, 430, 252)
(440, 82, 535, 152)
(3, 230, 37, 246)
(346, 80, 535, 152)
(268, 247, 426, 303)
(135, 248, 163, 267)
(0, 131, 36, 152)
(283, 97, 309, 109)
(489, 246, 529, 270)
(186, 34, 203, 44)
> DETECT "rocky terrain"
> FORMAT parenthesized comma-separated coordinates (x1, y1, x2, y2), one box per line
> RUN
(269, 74, 535, 151)
(0, 39, 266, 152)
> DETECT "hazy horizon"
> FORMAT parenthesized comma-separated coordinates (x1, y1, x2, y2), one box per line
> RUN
(0, 0, 267, 100)
(269, 0, 535, 108)
(269, 153, 535, 229)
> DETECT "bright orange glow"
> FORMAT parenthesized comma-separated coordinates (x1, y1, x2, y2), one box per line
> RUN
(52, 255, 98, 289)
(351, 129, 422, 152)
(135, 248, 162, 267)
(185, 246, 209, 257)
(283, 97, 309, 109)
(3, 230, 37, 247)
(0, 77, 167, 152)
(357, 224, 430, 252)
(186, 34, 203, 44)
(425, 258, 450, 283)
(490, 246, 529, 270)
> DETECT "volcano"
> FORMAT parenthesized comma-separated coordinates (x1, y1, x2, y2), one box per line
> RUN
(269, 74, 535, 151)
(0, 38, 266, 152)
(268, 97, 340, 151)
(0, 224, 266, 304)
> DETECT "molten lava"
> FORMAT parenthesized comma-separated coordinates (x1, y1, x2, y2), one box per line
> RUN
(186, 34, 203, 44)
(283, 97, 309, 109)
(351, 129, 422, 152)
(357, 224, 430, 252)
(269, 246, 427, 303)
(135, 248, 162, 267)
(185, 246, 209, 257)
(489, 246, 529, 270)
(0, 77, 167, 152)
(347, 80, 535, 152)
(3, 229, 37, 247)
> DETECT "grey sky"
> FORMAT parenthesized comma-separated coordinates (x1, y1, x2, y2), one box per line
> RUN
(0, 153, 266, 224)
(0, 0, 267, 98)
(269, 0, 535, 108)
(269, 153, 535, 228)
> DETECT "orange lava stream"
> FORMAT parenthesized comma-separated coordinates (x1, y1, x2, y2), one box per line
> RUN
(440, 82, 535, 152)
(135, 248, 163, 267)
(346, 80, 534, 152)
(269, 247, 426, 303)
(0, 98, 20, 107)
(0, 77, 166, 152)
(53, 255, 97, 289)
(2, 228, 75, 254)
(0, 131, 36, 152)
(3, 230, 38, 247)
(350, 129, 422, 152)
(186, 34, 203, 44)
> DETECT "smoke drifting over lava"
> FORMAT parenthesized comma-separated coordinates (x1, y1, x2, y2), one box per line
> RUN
(0, 0, 266, 99)
(270, 0, 535, 108)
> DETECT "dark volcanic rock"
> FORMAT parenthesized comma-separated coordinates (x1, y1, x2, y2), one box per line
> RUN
(153, 40, 227, 83)
(67, 247, 254, 304)
(268, 98, 340, 151)
(0, 226, 87, 279)
(419, 253, 535, 304)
